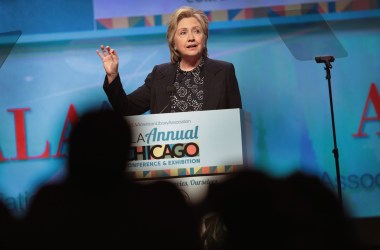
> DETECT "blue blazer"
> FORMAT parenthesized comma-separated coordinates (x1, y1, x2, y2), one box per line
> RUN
(103, 57, 242, 115)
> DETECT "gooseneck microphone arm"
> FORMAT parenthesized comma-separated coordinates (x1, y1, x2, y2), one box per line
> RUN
(159, 85, 176, 113)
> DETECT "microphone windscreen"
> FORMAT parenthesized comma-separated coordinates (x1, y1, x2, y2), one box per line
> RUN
(166, 85, 176, 95)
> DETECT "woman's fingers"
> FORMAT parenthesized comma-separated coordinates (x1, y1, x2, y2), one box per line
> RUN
(106, 46, 118, 58)
(96, 45, 117, 60)
(98, 45, 109, 55)
(96, 49, 104, 59)
(110, 48, 117, 57)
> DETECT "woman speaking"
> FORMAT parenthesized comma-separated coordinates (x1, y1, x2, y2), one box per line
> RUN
(96, 6, 242, 115)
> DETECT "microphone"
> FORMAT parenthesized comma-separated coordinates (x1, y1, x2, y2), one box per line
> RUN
(167, 85, 176, 95)
(315, 56, 335, 64)
(159, 85, 176, 113)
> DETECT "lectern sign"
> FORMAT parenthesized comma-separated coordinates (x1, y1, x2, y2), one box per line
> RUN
(124, 108, 253, 179)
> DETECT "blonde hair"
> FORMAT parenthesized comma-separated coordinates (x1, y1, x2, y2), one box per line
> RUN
(167, 6, 209, 64)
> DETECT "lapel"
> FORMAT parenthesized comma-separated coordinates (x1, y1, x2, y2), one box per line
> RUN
(203, 58, 222, 110)
(154, 63, 176, 113)
(157, 63, 176, 87)
(157, 63, 177, 94)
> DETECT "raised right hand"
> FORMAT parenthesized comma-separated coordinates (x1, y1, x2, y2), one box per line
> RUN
(96, 45, 119, 84)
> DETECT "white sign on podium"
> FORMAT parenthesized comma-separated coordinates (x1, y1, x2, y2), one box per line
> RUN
(124, 108, 253, 204)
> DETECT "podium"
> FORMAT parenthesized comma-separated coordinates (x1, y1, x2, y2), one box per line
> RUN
(124, 108, 253, 204)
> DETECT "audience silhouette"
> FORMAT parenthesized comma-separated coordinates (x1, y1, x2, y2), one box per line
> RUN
(20, 109, 202, 250)
(2, 109, 362, 250)
(0, 200, 19, 249)
(21, 109, 140, 249)
(281, 171, 360, 249)
(134, 180, 203, 250)
(198, 168, 361, 250)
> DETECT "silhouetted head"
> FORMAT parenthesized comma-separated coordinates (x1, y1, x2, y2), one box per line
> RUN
(67, 109, 131, 184)
(199, 168, 286, 249)
(281, 171, 360, 249)
(136, 180, 203, 250)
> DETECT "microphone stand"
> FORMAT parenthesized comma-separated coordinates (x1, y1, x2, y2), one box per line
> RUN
(315, 55, 342, 206)
(159, 85, 176, 113)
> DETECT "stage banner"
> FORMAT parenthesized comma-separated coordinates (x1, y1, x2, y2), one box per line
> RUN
(125, 108, 253, 178)
(125, 108, 253, 202)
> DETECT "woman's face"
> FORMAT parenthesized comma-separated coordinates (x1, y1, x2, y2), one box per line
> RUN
(174, 17, 205, 62)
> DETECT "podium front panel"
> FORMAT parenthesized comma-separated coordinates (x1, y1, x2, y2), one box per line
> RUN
(125, 108, 253, 179)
